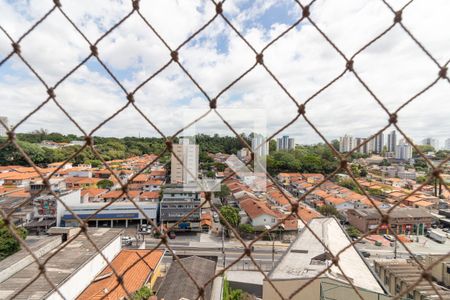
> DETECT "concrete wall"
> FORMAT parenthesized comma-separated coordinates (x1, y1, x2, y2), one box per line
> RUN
(46, 235, 121, 300)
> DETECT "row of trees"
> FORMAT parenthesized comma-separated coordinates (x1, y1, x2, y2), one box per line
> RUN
(0, 220, 27, 261)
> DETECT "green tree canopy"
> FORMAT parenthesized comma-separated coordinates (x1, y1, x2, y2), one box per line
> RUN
(0, 219, 27, 261)
(219, 205, 240, 228)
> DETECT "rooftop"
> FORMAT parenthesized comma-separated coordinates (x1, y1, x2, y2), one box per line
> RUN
(77, 249, 165, 300)
(0, 228, 123, 300)
(268, 217, 385, 295)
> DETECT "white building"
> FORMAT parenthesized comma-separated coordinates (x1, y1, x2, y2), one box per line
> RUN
(252, 133, 269, 157)
(276, 135, 295, 151)
(395, 140, 413, 161)
(422, 137, 439, 150)
(444, 138, 450, 150)
(170, 138, 199, 184)
(0, 116, 8, 136)
(339, 134, 353, 152)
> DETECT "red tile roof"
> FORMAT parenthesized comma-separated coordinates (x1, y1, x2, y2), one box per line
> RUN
(77, 249, 164, 300)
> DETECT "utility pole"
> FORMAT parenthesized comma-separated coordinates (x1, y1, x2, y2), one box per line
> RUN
(222, 226, 226, 268)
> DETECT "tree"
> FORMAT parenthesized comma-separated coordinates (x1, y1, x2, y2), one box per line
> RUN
(215, 184, 231, 201)
(0, 220, 27, 260)
(223, 277, 244, 300)
(338, 178, 361, 193)
(132, 286, 153, 300)
(97, 179, 114, 189)
(220, 205, 240, 229)
(239, 223, 255, 234)
(346, 225, 361, 239)
(318, 205, 340, 218)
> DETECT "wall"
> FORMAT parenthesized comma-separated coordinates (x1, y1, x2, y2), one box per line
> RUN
(56, 190, 81, 226)
(46, 235, 121, 300)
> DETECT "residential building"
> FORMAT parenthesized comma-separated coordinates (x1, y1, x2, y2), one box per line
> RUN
(422, 137, 439, 150)
(373, 132, 384, 153)
(159, 185, 201, 231)
(347, 207, 433, 235)
(374, 259, 450, 299)
(157, 256, 217, 300)
(263, 218, 387, 300)
(171, 138, 199, 184)
(0, 228, 123, 300)
(239, 198, 278, 230)
(77, 249, 165, 300)
(387, 130, 397, 152)
(276, 135, 295, 151)
(0, 116, 8, 136)
(445, 138, 450, 150)
(395, 140, 413, 161)
(339, 134, 353, 152)
(252, 133, 269, 157)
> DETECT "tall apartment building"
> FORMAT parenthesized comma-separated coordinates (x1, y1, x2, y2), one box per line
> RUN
(422, 137, 439, 150)
(0, 116, 8, 137)
(373, 132, 384, 153)
(170, 138, 199, 184)
(395, 139, 413, 161)
(445, 138, 450, 150)
(339, 134, 353, 152)
(252, 133, 269, 157)
(276, 135, 295, 151)
(387, 130, 397, 152)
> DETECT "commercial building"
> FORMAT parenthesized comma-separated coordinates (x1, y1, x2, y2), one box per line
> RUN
(374, 259, 450, 299)
(387, 130, 397, 153)
(276, 135, 295, 151)
(62, 201, 158, 228)
(347, 207, 434, 235)
(263, 217, 387, 300)
(0, 116, 8, 136)
(0, 228, 123, 300)
(422, 137, 439, 150)
(170, 138, 199, 184)
(159, 185, 201, 231)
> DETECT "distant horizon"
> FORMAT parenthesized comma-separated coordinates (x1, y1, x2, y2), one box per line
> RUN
(4, 126, 450, 149)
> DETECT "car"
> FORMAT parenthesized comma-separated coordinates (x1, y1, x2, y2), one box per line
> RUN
(121, 236, 133, 246)
(383, 234, 395, 242)
(443, 228, 449, 233)
(361, 251, 371, 258)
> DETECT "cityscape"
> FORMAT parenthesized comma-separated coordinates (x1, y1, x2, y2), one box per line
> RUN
(1, 116, 450, 299)
(1, 0, 450, 300)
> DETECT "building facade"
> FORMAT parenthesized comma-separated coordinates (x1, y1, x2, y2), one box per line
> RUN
(252, 133, 269, 157)
(395, 140, 413, 161)
(170, 138, 199, 184)
(160, 185, 201, 231)
(422, 138, 439, 150)
(347, 207, 433, 235)
(387, 130, 397, 152)
(277, 135, 295, 151)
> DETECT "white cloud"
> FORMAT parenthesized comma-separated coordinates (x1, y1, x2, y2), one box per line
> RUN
(0, 0, 449, 147)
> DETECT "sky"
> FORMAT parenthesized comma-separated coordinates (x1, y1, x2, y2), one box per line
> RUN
(0, 0, 449, 147)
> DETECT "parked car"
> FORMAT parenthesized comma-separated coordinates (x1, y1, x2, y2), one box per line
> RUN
(383, 234, 395, 242)
(168, 231, 176, 239)
(122, 236, 133, 246)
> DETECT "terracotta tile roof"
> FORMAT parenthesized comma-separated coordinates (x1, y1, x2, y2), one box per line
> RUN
(81, 188, 108, 197)
(7, 190, 31, 198)
(1, 172, 40, 180)
(77, 249, 164, 300)
(324, 196, 348, 205)
(149, 170, 166, 177)
(101, 190, 140, 199)
(140, 191, 160, 200)
(297, 204, 321, 223)
(240, 198, 278, 219)
(143, 179, 164, 186)
(131, 174, 149, 182)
